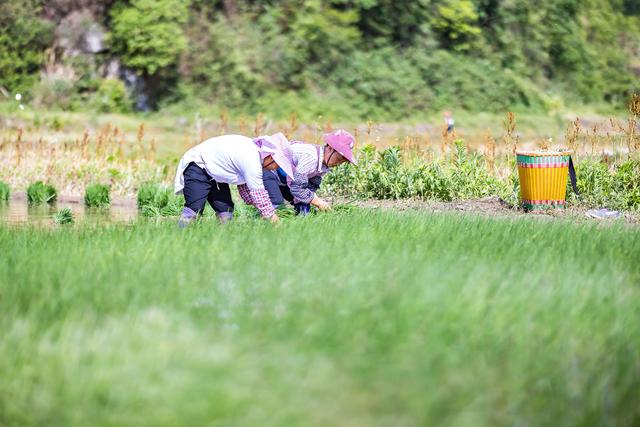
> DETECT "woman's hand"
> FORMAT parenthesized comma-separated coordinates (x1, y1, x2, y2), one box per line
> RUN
(269, 214, 280, 223)
(311, 196, 332, 211)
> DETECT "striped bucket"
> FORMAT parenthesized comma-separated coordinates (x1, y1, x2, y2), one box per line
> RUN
(516, 150, 572, 211)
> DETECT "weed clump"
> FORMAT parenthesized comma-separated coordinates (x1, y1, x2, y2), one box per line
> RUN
(0, 181, 9, 201)
(84, 184, 111, 208)
(27, 181, 57, 204)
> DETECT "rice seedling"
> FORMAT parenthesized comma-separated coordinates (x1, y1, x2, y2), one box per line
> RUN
(137, 182, 184, 217)
(84, 184, 111, 208)
(26, 181, 57, 204)
(53, 207, 74, 225)
(0, 181, 9, 201)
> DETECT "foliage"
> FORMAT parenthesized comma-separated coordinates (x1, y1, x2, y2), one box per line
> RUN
(0, 0, 53, 93)
(332, 49, 432, 119)
(32, 77, 76, 110)
(137, 182, 184, 216)
(93, 79, 131, 113)
(179, 14, 264, 106)
(325, 144, 640, 211)
(1, 212, 639, 425)
(324, 143, 506, 201)
(84, 184, 111, 208)
(409, 49, 547, 111)
(26, 181, 57, 204)
(109, 0, 189, 76)
(1, 0, 639, 114)
(53, 207, 74, 225)
(431, 0, 481, 52)
(0, 181, 9, 201)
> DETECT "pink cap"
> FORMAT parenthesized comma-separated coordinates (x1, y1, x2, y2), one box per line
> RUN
(254, 133, 295, 179)
(323, 129, 357, 165)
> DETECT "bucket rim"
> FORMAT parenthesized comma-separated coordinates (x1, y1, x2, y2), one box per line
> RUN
(516, 150, 572, 156)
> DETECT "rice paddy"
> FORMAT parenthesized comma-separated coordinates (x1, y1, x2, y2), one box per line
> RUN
(0, 210, 639, 426)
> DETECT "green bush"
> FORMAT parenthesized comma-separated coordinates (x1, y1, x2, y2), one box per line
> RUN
(26, 181, 57, 204)
(332, 48, 433, 120)
(93, 79, 131, 113)
(32, 77, 76, 110)
(409, 49, 547, 111)
(0, 181, 10, 201)
(84, 184, 111, 208)
(0, 0, 53, 93)
(137, 183, 184, 217)
(110, 0, 189, 76)
(180, 15, 264, 107)
(324, 143, 506, 202)
(613, 158, 640, 209)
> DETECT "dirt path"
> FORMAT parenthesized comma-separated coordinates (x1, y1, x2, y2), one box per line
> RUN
(328, 196, 640, 225)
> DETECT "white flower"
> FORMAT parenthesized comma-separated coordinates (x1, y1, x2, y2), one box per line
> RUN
(19, 104, 24, 110)
(15, 93, 22, 101)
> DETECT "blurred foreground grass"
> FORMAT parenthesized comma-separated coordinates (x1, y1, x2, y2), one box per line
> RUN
(1, 210, 639, 426)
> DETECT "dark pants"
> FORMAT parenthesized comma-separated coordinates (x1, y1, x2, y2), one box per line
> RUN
(262, 168, 318, 215)
(183, 162, 234, 215)
(263, 169, 294, 207)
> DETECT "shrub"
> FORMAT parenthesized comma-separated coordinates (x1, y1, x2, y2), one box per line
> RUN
(53, 208, 74, 225)
(110, 0, 189, 76)
(409, 49, 547, 111)
(573, 159, 619, 208)
(84, 184, 111, 208)
(324, 143, 504, 202)
(0, 0, 54, 93)
(93, 79, 131, 113)
(613, 158, 640, 209)
(32, 77, 76, 110)
(332, 48, 433, 120)
(0, 181, 9, 201)
(27, 181, 57, 204)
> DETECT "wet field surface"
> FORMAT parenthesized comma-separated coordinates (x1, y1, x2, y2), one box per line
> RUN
(0, 193, 138, 226)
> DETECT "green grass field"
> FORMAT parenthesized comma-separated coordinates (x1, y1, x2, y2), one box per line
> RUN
(1, 210, 639, 426)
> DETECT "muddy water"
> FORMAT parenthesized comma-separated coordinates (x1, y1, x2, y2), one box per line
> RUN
(0, 193, 138, 226)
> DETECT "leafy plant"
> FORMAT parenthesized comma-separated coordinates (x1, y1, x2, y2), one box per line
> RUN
(110, 0, 189, 76)
(84, 184, 111, 208)
(26, 181, 57, 204)
(94, 79, 131, 113)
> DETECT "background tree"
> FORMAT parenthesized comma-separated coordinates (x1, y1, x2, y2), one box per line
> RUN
(0, 0, 53, 94)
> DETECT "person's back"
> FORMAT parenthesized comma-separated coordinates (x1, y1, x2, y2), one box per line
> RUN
(179, 135, 259, 188)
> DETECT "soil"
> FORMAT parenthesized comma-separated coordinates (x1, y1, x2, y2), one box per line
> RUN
(327, 195, 640, 225)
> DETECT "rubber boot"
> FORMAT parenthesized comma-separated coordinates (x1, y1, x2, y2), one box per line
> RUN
(216, 211, 234, 224)
(294, 203, 311, 216)
(178, 207, 197, 228)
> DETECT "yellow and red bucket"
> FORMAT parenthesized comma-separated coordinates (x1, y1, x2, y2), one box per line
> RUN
(516, 150, 572, 211)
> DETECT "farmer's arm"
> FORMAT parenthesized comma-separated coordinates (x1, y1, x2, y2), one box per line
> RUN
(289, 171, 315, 204)
(242, 159, 277, 219)
(237, 184, 254, 205)
(308, 176, 330, 210)
(290, 172, 330, 211)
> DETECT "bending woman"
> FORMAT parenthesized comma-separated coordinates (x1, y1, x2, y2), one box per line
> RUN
(263, 129, 357, 214)
(174, 133, 294, 225)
